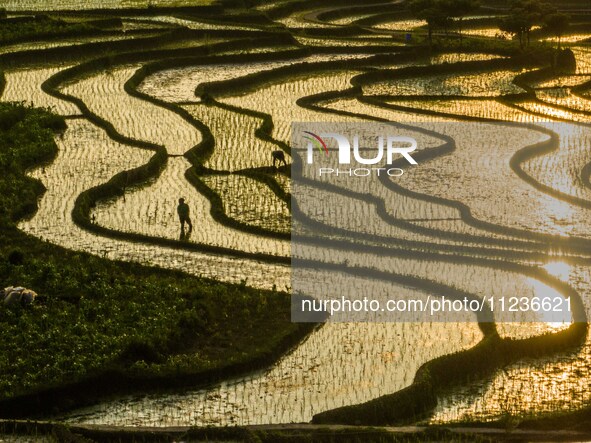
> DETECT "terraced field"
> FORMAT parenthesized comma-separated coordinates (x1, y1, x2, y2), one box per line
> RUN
(3, 0, 591, 433)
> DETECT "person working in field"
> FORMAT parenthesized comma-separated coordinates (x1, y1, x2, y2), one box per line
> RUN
(177, 198, 193, 234)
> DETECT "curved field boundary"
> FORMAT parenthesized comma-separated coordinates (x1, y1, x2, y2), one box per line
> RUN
(124, 53, 308, 238)
(121, 47, 314, 213)
(312, 321, 587, 425)
(513, 66, 559, 90)
(300, 259, 585, 426)
(189, 49, 591, 260)
(505, 109, 591, 210)
(194, 53, 411, 98)
(189, 53, 414, 213)
(193, 63, 582, 321)
(291, 221, 590, 322)
(0, 27, 156, 49)
(313, 2, 404, 25)
(234, 166, 291, 201)
(185, 171, 291, 240)
(581, 161, 591, 194)
(261, 0, 391, 21)
(297, 86, 591, 254)
(0, 252, 503, 419)
(176, 53, 414, 231)
(193, 57, 591, 427)
(0, 310, 313, 418)
(286, 68, 591, 424)
(354, 11, 417, 28)
(127, 50, 310, 161)
(196, 51, 591, 257)
(0, 28, 298, 68)
(145, 50, 586, 428)
(5, 5, 224, 16)
(124, 48, 313, 167)
(359, 95, 591, 251)
(352, 56, 550, 88)
(574, 78, 591, 194)
(571, 77, 591, 97)
(171, 11, 279, 28)
(403, 68, 591, 214)
(325, 57, 591, 250)
(39, 40, 296, 264)
(194, 51, 416, 98)
(292, 172, 589, 423)
(289, 176, 575, 263)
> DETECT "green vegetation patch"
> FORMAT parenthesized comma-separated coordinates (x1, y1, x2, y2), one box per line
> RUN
(0, 15, 110, 45)
(0, 101, 306, 415)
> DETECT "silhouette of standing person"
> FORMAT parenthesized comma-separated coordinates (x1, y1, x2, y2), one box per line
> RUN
(177, 198, 193, 236)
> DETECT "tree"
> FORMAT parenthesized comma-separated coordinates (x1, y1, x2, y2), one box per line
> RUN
(543, 12, 570, 49)
(499, 14, 528, 49)
(499, 0, 556, 48)
(409, 0, 451, 47)
(447, 0, 480, 41)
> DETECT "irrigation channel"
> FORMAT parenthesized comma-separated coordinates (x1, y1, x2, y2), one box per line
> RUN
(3, 0, 591, 429)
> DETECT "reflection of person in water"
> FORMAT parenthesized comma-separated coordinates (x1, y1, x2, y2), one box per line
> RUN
(177, 198, 192, 239)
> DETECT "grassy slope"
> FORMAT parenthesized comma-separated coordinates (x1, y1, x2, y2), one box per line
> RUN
(0, 101, 306, 414)
(0, 15, 107, 45)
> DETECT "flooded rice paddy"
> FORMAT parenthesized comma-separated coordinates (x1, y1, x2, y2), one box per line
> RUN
(3, 0, 591, 430)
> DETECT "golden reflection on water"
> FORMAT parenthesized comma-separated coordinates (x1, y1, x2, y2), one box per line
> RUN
(543, 261, 572, 282)
(540, 197, 576, 236)
(540, 261, 573, 328)
(502, 262, 573, 334)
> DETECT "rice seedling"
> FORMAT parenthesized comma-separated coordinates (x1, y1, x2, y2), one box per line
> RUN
(138, 53, 375, 103)
(5, 3, 591, 431)
(536, 87, 591, 113)
(2, 66, 81, 115)
(64, 318, 482, 426)
(182, 103, 281, 171)
(0, 0, 213, 10)
(93, 157, 290, 255)
(521, 122, 591, 202)
(515, 101, 591, 123)
(0, 33, 148, 55)
(374, 19, 427, 32)
(221, 70, 365, 146)
(533, 74, 591, 88)
(62, 65, 202, 155)
(19, 119, 289, 287)
(201, 173, 290, 233)
(294, 35, 405, 47)
(542, 34, 591, 44)
(363, 69, 528, 97)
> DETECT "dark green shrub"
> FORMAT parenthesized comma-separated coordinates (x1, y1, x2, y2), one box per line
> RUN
(7, 249, 24, 266)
